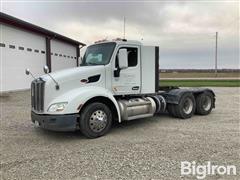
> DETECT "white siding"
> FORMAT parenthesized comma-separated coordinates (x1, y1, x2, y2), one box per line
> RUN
(0, 24, 79, 92)
(0, 24, 46, 92)
(51, 39, 77, 71)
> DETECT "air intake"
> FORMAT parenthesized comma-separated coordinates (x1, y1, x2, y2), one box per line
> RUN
(31, 78, 45, 112)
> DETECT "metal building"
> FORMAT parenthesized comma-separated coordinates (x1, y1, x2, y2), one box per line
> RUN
(0, 12, 85, 92)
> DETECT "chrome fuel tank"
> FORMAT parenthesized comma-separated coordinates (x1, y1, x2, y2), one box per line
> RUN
(117, 97, 156, 121)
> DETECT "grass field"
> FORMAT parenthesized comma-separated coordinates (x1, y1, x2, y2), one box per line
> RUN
(160, 72, 239, 78)
(160, 79, 240, 87)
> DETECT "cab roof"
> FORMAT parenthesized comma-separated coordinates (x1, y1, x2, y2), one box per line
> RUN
(94, 38, 142, 46)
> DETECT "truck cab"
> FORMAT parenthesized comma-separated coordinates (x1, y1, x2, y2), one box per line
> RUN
(28, 39, 215, 138)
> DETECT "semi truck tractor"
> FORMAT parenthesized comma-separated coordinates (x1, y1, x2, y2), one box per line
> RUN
(26, 39, 215, 138)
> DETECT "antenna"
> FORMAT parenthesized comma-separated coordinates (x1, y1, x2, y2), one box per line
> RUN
(123, 16, 126, 39)
(215, 32, 218, 77)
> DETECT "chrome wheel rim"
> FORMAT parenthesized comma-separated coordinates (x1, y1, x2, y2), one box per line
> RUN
(89, 110, 107, 132)
(202, 96, 211, 111)
(183, 98, 193, 114)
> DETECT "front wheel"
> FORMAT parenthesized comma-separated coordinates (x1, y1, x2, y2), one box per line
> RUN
(79, 102, 112, 138)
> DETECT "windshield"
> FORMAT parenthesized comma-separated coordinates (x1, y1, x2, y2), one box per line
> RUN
(81, 42, 116, 66)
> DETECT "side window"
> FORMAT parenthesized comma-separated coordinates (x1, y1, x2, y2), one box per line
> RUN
(115, 47, 138, 68)
(127, 48, 138, 67)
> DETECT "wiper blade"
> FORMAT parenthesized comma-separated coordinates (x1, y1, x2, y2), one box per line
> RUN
(88, 62, 100, 65)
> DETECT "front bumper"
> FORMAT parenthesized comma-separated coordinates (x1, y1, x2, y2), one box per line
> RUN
(31, 111, 78, 132)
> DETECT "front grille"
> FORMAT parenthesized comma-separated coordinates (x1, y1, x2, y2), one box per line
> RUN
(31, 78, 45, 112)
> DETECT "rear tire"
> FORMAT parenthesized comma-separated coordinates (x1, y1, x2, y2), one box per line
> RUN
(168, 93, 196, 119)
(79, 102, 112, 138)
(195, 92, 214, 115)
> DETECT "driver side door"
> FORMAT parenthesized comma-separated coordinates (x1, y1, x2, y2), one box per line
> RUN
(111, 45, 141, 95)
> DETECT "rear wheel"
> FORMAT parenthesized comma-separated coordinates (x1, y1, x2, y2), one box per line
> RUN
(168, 93, 196, 119)
(195, 92, 214, 115)
(79, 102, 112, 138)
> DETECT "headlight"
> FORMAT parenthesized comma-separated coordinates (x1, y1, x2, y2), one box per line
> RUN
(48, 102, 68, 112)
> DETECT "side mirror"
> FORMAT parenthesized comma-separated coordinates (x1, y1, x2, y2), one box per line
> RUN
(118, 49, 128, 69)
(25, 68, 30, 75)
(25, 68, 36, 79)
(43, 65, 49, 74)
(43, 65, 60, 90)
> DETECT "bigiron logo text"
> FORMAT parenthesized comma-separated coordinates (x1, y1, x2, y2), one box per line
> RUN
(181, 161, 237, 179)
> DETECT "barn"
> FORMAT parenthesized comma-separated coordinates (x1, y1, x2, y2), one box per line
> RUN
(0, 12, 85, 92)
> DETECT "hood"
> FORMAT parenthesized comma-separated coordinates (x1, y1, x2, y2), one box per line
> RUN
(42, 65, 106, 112)
(42, 65, 105, 84)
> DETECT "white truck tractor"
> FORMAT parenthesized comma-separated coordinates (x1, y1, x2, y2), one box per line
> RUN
(26, 39, 215, 138)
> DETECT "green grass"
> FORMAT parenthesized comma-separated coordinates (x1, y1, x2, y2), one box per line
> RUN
(160, 72, 240, 78)
(160, 79, 240, 87)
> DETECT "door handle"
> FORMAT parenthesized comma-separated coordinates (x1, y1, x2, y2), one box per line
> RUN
(132, 86, 139, 90)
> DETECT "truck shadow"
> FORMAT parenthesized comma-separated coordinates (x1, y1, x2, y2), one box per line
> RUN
(34, 128, 85, 141)
(110, 112, 172, 133)
(34, 112, 171, 140)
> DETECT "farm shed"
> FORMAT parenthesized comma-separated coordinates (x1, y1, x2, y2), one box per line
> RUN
(0, 12, 85, 92)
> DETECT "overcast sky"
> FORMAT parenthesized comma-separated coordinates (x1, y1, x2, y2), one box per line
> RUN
(1, 0, 239, 69)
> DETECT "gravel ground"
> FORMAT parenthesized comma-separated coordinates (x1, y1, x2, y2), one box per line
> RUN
(0, 87, 239, 180)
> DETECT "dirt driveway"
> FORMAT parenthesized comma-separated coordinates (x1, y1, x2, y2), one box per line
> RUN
(0, 88, 239, 179)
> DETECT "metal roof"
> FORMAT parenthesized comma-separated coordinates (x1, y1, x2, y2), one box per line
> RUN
(0, 12, 86, 46)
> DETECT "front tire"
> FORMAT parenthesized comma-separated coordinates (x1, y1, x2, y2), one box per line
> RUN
(79, 102, 112, 138)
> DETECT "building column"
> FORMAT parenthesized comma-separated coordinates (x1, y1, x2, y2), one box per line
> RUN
(46, 37, 51, 72)
(76, 45, 80, 67)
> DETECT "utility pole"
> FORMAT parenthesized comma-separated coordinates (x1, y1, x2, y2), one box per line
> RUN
(215, 32, 218, 77)
(123, 16, 126, 39)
